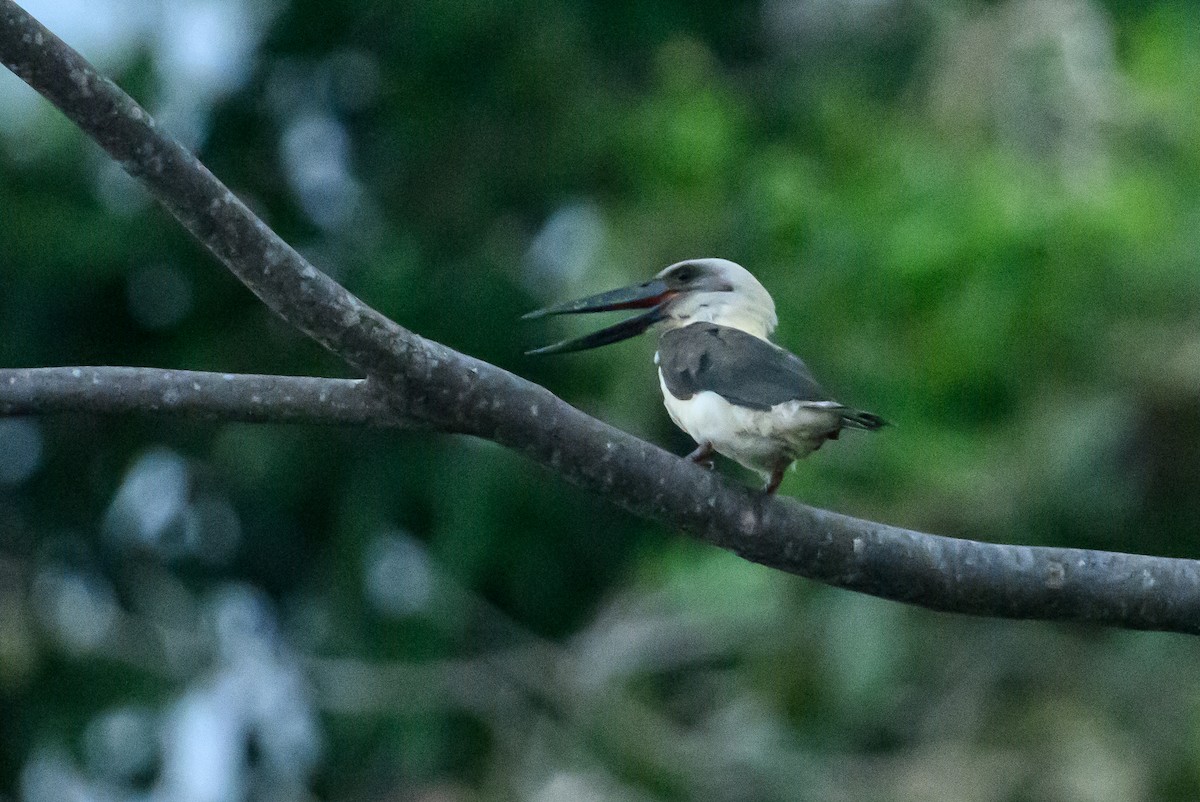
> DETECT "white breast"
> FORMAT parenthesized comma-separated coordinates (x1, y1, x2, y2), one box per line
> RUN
(657, 369, 843, 476)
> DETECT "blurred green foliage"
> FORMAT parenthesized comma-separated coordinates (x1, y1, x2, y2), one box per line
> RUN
(3, 0, 1200, 799)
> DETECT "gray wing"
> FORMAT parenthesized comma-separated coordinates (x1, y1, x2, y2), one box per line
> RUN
(657, 323, 830, 411)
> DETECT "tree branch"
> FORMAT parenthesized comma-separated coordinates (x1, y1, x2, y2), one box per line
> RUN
(0, 367, 415, 427)
(4, 0, 1200, 634)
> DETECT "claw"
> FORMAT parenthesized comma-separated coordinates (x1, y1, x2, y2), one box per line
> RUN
(686, 442, 715, 470)
(764, 462, 788, 495)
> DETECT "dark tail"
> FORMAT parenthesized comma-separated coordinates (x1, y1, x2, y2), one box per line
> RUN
(841, 409, 888, 430)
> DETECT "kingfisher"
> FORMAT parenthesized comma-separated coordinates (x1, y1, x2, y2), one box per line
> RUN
(525, 258, 886, 494)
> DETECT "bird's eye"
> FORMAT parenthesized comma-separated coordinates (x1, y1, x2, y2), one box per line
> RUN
(672, 266, 695, 283)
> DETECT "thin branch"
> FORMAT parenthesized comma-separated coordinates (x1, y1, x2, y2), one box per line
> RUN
(0, 367, 415, 427)
(4, 0, 1200, 634)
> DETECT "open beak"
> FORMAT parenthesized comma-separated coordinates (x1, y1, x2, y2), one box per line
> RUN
(523, 279, 675, 355)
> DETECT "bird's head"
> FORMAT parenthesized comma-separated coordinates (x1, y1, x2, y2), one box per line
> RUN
(524, 258, 778, 355)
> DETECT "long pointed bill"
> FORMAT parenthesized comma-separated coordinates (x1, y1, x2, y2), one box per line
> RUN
(524, 279, 676, 355)
(522, 279, 674, 320)
(525, 306, 666, 355)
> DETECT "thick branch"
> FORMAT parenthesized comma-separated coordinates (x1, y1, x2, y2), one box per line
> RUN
(0, 367, 414, 427)
(4, 0, 1200, 634)
(0, 0, 453, 413)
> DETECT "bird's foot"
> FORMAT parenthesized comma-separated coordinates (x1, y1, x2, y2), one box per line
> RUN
(686, 442, 715, 470)
(763, 463, 788, 495)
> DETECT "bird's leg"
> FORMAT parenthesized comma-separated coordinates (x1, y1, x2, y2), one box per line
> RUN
(764, 463, 788, 495)
(685, 441, 715, 469)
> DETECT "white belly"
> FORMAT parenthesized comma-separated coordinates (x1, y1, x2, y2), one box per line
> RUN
(658, 370, 843, 476)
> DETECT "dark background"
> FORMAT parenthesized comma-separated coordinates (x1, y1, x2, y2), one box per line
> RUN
(3, 0, 1200, 799)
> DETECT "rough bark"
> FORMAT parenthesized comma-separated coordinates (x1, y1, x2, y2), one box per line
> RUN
(0, 367, 411, 427)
